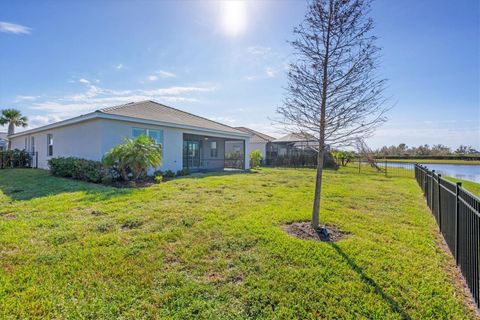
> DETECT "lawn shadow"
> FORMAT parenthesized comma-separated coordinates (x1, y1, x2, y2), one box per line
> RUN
(0, 169, 132, 201)
(183, 169, 257, 180)
(329, 243, 411, 320)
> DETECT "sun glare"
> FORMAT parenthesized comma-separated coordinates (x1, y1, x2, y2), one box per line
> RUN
(220, 0, 247, 37)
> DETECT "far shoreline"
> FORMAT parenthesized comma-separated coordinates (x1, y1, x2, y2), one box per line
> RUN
(374, 159, 480, 165)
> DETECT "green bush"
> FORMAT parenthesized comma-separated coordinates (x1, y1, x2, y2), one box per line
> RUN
(0, 149, 32, 168)
(48, 157, 76, 177)
(249, 149, 263, 168)
(163, 170, 175, 178)
(48, 157, 104, 183)
(176, 168, 189, 177)
(72, 159, 104, 183)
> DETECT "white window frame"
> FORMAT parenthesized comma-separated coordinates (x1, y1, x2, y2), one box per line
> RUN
(47, 134, 53, 157)
(210, 141, 218, 158)
(132, 127, 164, 150)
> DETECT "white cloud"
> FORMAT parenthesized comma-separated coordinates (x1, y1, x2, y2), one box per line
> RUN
(79, 78, 90, 84)
(24, 84, 216, 124)
(116, 64, 124, 70)
(243, 67, 277, 81)
(15, 95, 40, 101)
(156, 70, 176, 78)
(0, 21, 31, 34)
(147, 75, 158, 81)
(247, 46, 271, 56)
(265, 67, 276, 78)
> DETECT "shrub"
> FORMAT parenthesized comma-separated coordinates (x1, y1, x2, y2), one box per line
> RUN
(73, 159, 104, 183)
(163, 170, 175, 178)
(48, 157, 104, 183)
(153, 170, 163, 178)
(102, 135, 162, 181)
(0, 149, 33, 168)
(249, 149, 263, 168)
(154, 175, 163, 183)
(48, 157, 76, 178)
(176, 168, 189, 177)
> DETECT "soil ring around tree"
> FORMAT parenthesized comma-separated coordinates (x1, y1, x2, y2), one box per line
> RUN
(283, 222, 347, 242)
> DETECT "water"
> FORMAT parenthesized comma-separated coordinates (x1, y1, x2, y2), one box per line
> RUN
(381, 162, 480, 183)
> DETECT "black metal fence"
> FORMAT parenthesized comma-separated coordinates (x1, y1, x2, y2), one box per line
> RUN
(352, 159, 415, 178)
(0, 151, 38, 169)
(415, 164, 479, 308)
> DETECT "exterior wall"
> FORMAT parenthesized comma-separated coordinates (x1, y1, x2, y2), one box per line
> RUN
(9, 118, 250, 172)
(10, 119, 103, 169)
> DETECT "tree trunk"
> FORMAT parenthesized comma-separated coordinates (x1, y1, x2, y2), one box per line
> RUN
(312, 148, 325, 229)
(7, 123, 14, 150)
(311, 0, 332, 229)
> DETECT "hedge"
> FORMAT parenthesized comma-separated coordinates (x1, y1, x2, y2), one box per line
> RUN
(48, 157, 104, 183)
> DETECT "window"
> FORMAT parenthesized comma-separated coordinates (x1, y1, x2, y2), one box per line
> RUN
(31, 137, 35, 153)
(210, 141, 218, 158)
(47, 134, 53, 156)
(132, 127, 163, 146)
(132, 127, 147, 138)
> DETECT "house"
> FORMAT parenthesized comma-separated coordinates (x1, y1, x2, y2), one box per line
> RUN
(234, 126, 275, 159)
(8, 100, 251, 172)
(0, 132, 7, 151)
(268, 133, 319, 158)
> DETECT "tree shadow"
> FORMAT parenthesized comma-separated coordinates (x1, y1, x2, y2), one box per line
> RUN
(329, 242, 411, 320)
(0, 169, 132, 201)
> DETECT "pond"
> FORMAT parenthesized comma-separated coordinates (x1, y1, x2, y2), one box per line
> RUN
(381, 162, 480, 183)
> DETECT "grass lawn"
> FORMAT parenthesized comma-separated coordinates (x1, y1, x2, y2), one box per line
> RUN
(444, 177, 480, 197)
(379, 159, 480, 165)
(0, 168, 475, 319)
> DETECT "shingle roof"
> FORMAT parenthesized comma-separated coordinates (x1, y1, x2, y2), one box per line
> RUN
(98, 100, 245, 135)
(234, 127, 276, 143)
(273, 133, 317, 143)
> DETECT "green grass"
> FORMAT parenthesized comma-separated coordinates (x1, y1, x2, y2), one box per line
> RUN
(444, 177, 480, 197)
(0, 168, 475, 319)
(380, 159, 480, 165)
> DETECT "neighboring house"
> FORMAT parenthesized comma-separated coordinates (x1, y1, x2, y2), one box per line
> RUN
(9, 100, 250, 172)
(269, 132, 319, 158)
(234, 126, 276, 158)
(0, 132, 7, 151)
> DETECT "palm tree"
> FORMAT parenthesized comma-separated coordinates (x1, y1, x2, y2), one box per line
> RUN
(0, 109, 28, 150)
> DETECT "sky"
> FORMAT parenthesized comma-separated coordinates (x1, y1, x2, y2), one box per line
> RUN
(0, 0, 479, 150)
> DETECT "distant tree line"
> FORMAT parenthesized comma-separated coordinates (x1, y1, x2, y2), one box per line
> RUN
(374, 143, 479, 157)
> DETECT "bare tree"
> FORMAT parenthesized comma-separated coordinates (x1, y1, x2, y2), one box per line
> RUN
(277, 0, 388, 232)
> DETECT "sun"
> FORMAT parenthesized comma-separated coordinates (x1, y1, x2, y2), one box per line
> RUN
(220, 0, 247, 37)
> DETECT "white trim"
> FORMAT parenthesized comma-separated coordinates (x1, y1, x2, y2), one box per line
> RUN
(9, 111, 249, 140)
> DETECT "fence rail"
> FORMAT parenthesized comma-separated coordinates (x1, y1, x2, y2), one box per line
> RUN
(415, 164, 479, 308)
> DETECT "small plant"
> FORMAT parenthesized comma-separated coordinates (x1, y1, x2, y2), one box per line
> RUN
(154, 175, 163, 183)
(249, 149, 263, 168)
(175, 168, 189, 177)
(153, 170, 164, 178)
(163, 170, 175, 178)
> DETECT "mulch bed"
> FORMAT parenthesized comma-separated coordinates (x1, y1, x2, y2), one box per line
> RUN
(283, 222, 347, 242)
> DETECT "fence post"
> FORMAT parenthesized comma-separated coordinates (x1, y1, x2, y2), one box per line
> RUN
(437, 174, 442, 231)
(385, 159, 387, 177)
(431, 170, 435, 209)
(455, 182, 462, 265)
(358, 158, 361, 173)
